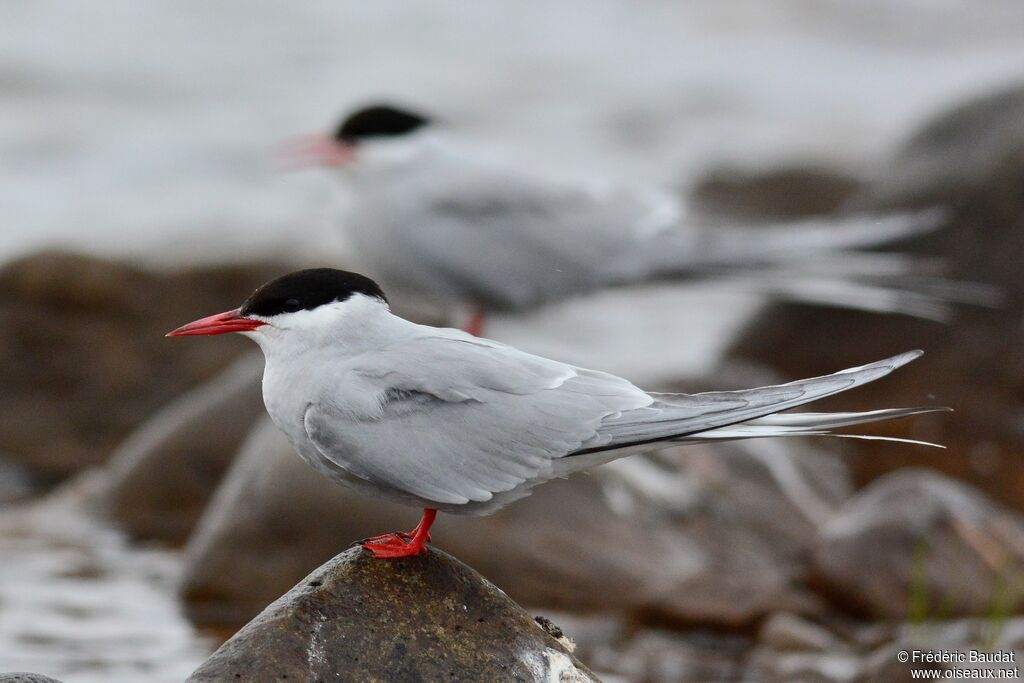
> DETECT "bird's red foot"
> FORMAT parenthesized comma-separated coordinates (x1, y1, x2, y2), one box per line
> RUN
(360, 508, 437, 560)
(362, 531, 414, 543)
(361, 533, 428, 558)
(463, 307, 486, 337)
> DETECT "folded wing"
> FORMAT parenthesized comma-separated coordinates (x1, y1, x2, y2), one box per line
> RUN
(303, 335, 936, 508)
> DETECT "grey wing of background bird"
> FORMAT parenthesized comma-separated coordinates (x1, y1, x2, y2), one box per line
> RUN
(376, 168, 988, 318)
(381, 171, 679, 310)
(655, 211, 1000, 320)
(302, 335, 938, 512)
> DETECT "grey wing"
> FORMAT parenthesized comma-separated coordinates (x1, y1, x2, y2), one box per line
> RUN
(580, 350, 927, 456)
(302, 334, 927, 508)
(394, 170, 681, 309)
(302, 334, 653, 506)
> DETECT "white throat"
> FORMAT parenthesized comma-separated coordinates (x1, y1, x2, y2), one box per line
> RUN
(243, 294, 408, 361)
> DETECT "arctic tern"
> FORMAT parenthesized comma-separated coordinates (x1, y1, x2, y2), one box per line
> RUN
(169, 268, 944, 559)
(284, 103, 966, 334)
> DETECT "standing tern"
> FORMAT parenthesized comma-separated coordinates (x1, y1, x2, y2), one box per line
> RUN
(169, 268, 944, 559)
(284, 103, 961, 333)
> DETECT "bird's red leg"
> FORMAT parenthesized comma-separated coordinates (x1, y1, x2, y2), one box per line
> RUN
(463, 307, 486, 337)
(361, 514, 433, 543)
(361, 509, 437, 559)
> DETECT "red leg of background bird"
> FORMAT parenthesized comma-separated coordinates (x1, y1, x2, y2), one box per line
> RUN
(463, 308, 486, 337)
(361, 509, 437, 559)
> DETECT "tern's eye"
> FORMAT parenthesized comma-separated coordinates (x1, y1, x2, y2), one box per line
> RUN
(283, 298, 301, 313)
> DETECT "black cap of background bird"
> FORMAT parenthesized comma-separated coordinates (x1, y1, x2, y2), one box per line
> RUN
(333, 104, 432, 144)
(240, 268, 388, 318)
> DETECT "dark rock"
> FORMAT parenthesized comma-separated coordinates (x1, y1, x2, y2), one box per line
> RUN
(186, 546, 599, 683)
(811, 469, 1024, 619)
(0, 457, 38, 504)
(731, 83, 1024, 511)
(534, 615, 565, 641)
(182, 418, 846, 631)
(728, 303, 1023, 509)
(0, 675, 64, 683)
(97, 353, 264, 543)
(848, 81, 1024, 309)
(0, 250, 284, 479)
(852, 84, 1024, 221)
(690, 165, 864, 221)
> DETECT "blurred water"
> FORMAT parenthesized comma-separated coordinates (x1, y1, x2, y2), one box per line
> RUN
(0, 493, 212, 681)
(2, 1, 1024, 265)
(2, 2, 1024, 680)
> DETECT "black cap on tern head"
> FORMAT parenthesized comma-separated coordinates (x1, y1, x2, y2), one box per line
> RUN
(240, 268, 387, 317)
(333, 104, 432, 144)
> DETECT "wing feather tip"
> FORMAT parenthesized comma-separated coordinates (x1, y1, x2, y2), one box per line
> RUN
(882, 349, 924, 369)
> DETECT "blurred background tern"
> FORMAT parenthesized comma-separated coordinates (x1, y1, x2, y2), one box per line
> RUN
(282, 103, 989, 335)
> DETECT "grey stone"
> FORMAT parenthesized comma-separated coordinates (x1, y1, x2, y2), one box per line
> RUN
(811, 469, 1024, 618)
(759, 612, 840, 652)
(588, 629, 749, 683)
(0, 675, 64, 683)
(861, 619, 1024, 683)
(186, 546, 599, 683)
(745, 649, 865, 683)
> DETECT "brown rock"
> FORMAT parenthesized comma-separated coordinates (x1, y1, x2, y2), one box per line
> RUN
(811, 469, 1024, 618)
(0, 250, 284, 479)
(98, 353, 264, 543)
(186, 546, 599, 683)
(849, 81, 1024, 309)
(731, 83, 1024, 510)
(691, 165, 863, 221)
(182, 418, 846, 631)
(853, 83, 1024, 224)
